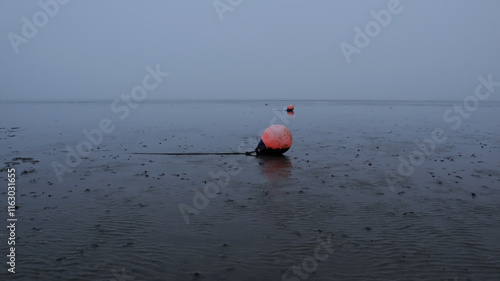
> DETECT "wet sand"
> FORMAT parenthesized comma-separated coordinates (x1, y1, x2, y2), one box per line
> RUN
(1, 100, 499, 280)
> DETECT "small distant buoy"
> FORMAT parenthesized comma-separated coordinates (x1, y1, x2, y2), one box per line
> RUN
(255, 125, 292, 155)
(286, 105, 294, 112)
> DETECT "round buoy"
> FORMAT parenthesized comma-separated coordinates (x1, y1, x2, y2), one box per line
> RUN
(255, 125, 292, 155)
(286, 105, 294, 112)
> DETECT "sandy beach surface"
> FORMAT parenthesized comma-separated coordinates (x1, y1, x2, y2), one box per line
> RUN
(1, 100, 499, 281)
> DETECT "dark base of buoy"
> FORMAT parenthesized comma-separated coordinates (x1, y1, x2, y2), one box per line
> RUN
(255, 141, 289, 155)
(255, 139, 290, 155)
(256, 154, 289, 159)
(286, 109, 294, 112)
(255, 148, 289, 155)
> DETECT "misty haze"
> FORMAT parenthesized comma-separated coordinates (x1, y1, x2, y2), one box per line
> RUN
(1, 1, 499, 280)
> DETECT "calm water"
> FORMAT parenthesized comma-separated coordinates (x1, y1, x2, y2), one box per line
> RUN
(1, 100, 499, 280)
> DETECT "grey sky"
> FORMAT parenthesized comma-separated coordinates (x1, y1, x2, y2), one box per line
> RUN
(1, 0, 499, 101)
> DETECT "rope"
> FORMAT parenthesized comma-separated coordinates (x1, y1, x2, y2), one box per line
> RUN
(131, 151, 256, 156)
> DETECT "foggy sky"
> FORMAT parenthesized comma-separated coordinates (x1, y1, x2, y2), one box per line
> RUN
(1, 0, 500, 101)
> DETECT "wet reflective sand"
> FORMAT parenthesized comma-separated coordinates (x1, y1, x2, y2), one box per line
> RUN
(1, 100, 499, 280)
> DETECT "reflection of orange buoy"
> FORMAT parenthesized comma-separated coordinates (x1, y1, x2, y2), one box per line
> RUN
(287, 111, 294, 117)
(259, 155, 292, 181)
(286, 105, 294, 112)
(255, 125, 292, 155)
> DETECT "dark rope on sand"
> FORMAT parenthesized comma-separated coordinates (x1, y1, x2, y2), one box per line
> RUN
(132, 151, 256, 156)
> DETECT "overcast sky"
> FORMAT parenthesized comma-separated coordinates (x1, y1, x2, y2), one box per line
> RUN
(1, 0, 499, 101)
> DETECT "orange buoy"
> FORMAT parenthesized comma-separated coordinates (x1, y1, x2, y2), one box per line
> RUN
(255, 125, 292, 155)
(286, 105, 294, 112)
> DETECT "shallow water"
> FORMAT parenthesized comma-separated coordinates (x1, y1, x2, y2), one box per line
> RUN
(1, 100, 499, 280)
